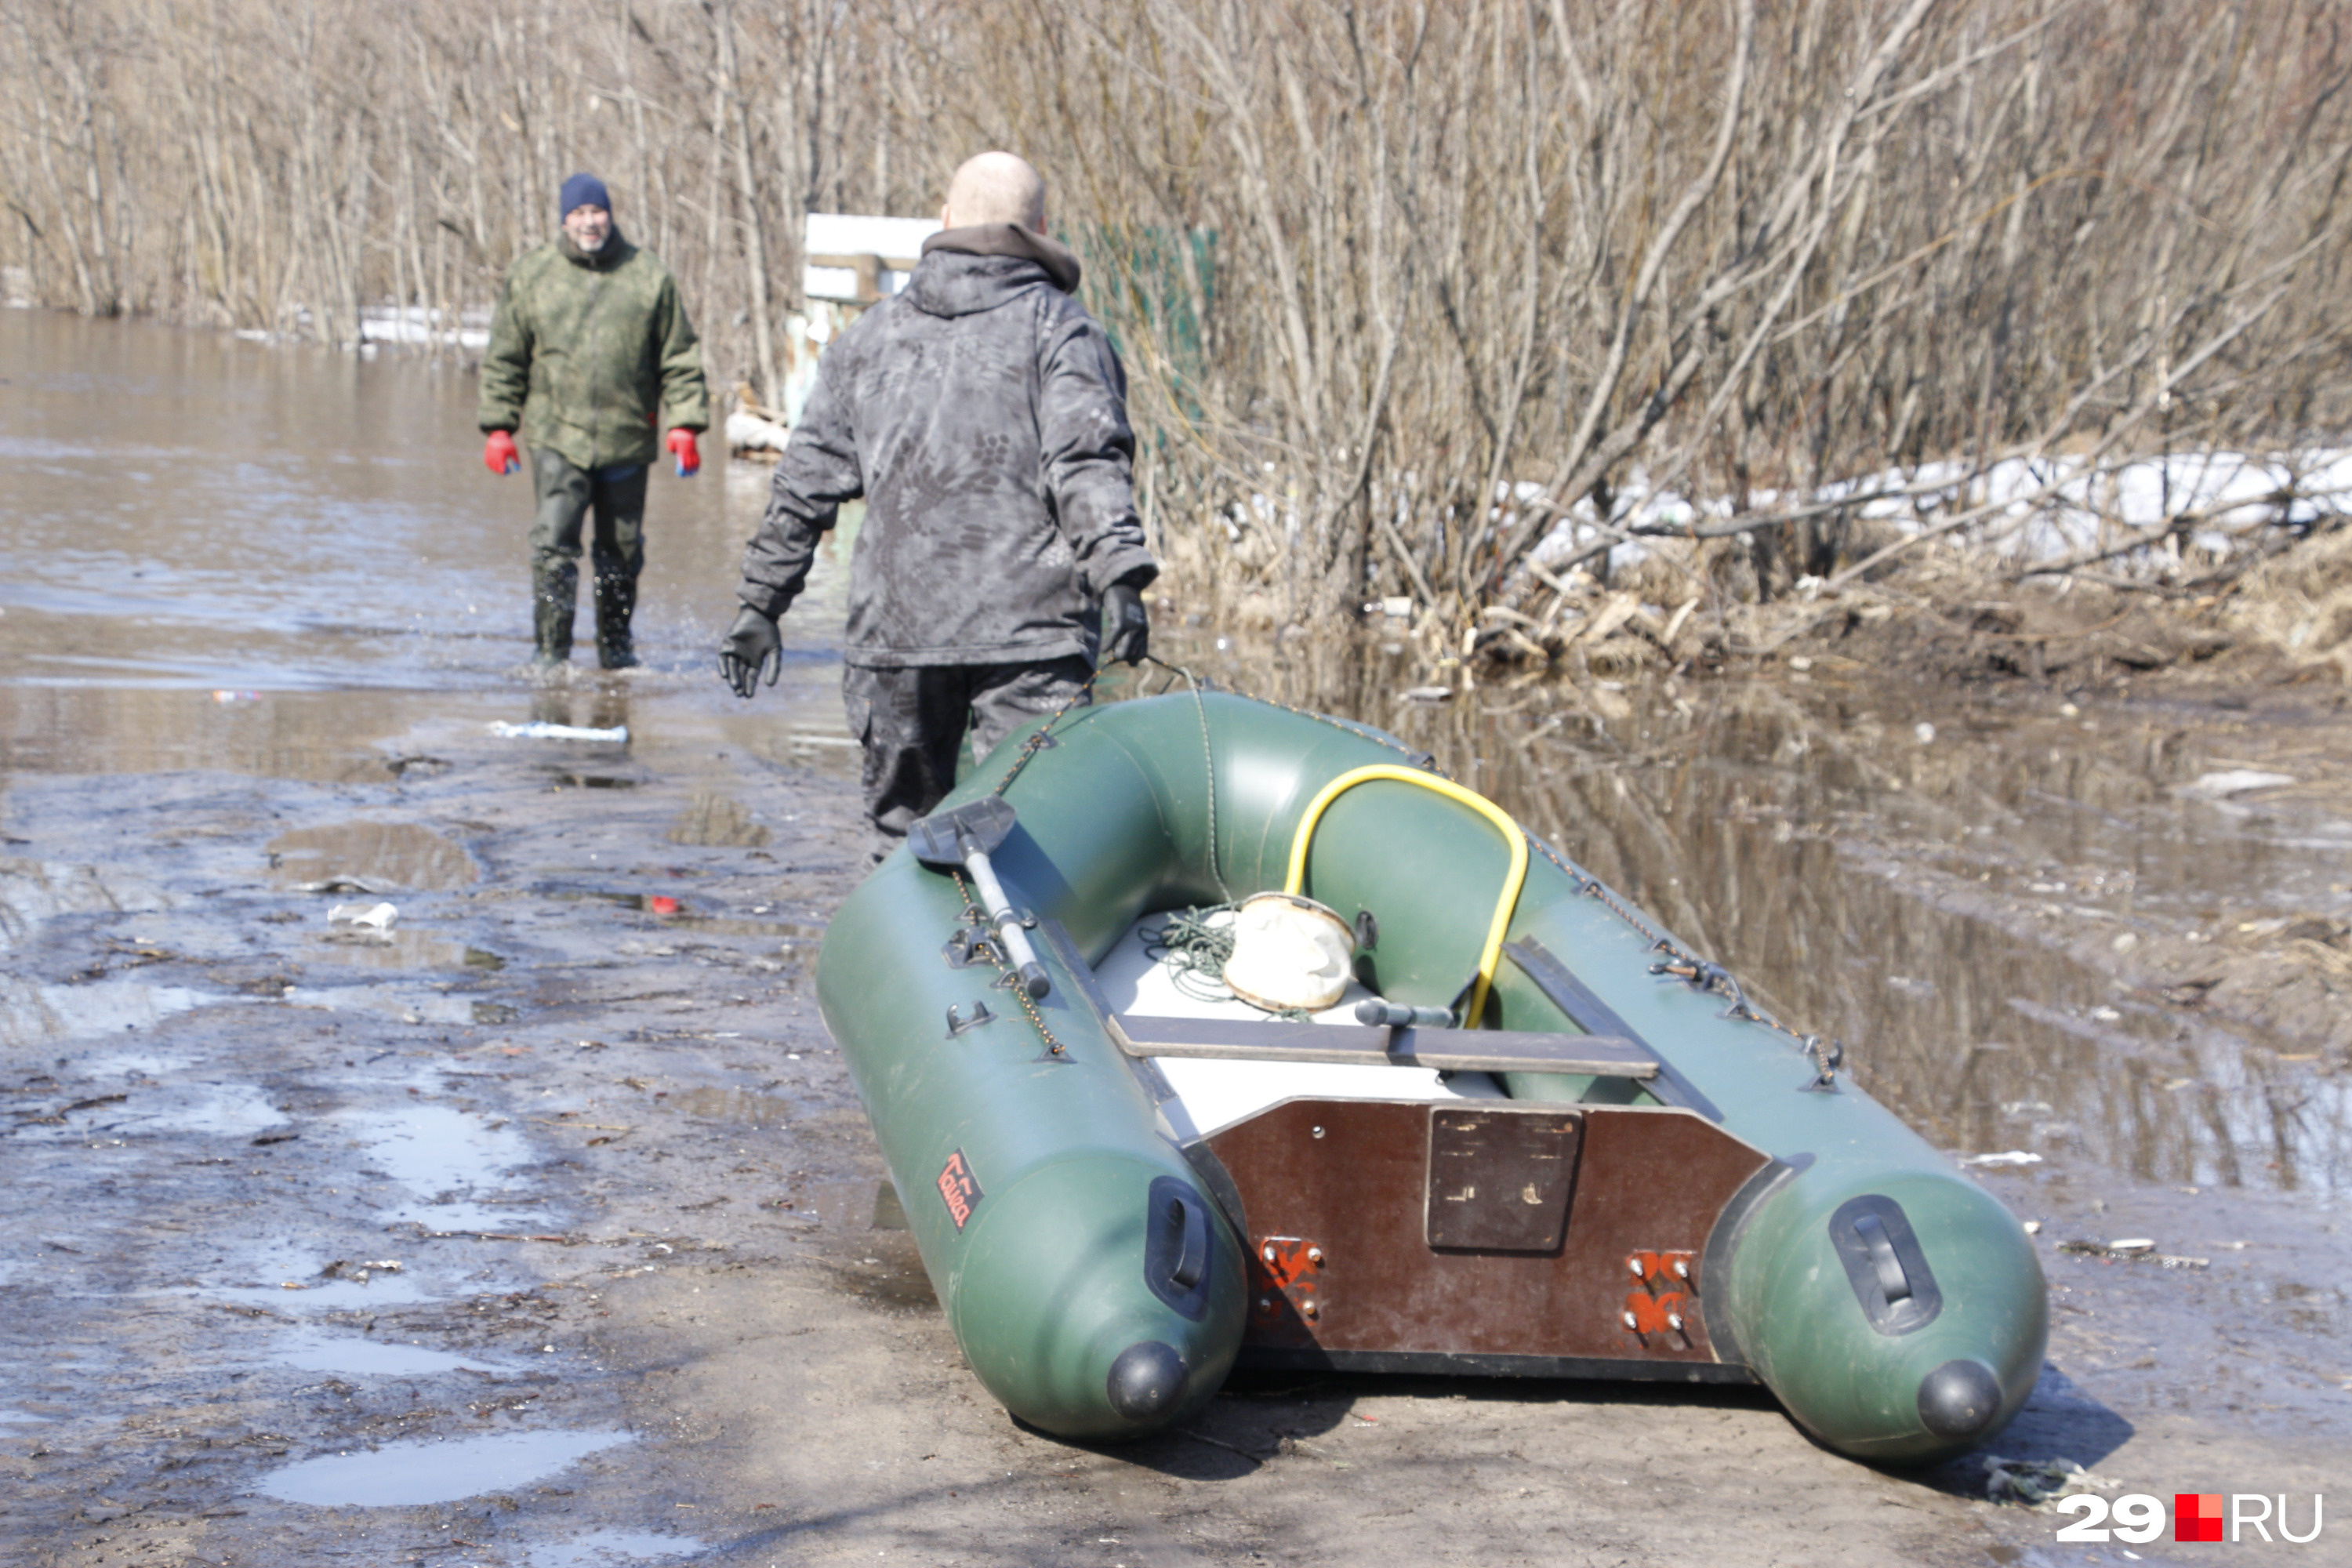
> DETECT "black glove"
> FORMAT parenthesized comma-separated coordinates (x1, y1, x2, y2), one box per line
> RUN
(1101, 581, 1150, 666)
(718, 605, 783, 698)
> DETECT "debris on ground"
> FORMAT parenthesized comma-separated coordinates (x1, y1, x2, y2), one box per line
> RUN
(487, 720, 629, 742)
(1983, 1455, 2121, 1505)
(2058, 1239, 2212, 1269)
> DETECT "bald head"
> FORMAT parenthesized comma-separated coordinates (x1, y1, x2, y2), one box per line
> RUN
(941, 151, 1047, 233)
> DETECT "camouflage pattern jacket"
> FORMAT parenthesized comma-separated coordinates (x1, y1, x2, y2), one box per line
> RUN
(735, 225, 1157, 668)
(477, 230, 709, 473)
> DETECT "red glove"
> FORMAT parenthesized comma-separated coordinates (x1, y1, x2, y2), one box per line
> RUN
(666, 428, 701, 477)
(483, 430, 520, 476)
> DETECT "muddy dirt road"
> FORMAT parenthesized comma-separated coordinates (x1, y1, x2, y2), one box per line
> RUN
(2, 312, 2345, 1566)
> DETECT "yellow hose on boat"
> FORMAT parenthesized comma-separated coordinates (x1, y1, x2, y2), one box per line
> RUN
(1282, 764, 1528, 1026)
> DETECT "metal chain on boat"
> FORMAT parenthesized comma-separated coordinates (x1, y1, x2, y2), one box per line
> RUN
(988, 665, 1106, 799)
(1543, 848, 1848, 1064)
(948, 866, 1065, 1057)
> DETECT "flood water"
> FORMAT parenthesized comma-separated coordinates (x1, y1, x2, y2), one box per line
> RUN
(3, 304, 2345, 1216)
(0, 309, 856, 778)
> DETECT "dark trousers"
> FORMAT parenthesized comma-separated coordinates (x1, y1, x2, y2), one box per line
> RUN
(529, 450, 648, 664)
(844, 656, 1093, 835)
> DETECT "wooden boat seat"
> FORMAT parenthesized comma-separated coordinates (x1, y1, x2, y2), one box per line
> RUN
(1106, 1012, 1659, 1080)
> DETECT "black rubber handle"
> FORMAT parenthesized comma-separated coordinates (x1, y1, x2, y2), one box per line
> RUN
(1354, 997, 1454, 1028)
(1854, 1213, 1911, 1302)
(1166, 1195, 1208, 1290)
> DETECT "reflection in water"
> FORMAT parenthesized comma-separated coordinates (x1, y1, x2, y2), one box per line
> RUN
(529, 684, 633, 735)
(0, 858, 169, 946)
(337, 1102, 548, 1229)
(256, 1428, 630, 1507)
(1135, 638, 2352, 1196)
(797, 1179, 936, 1308)
(0, 310, 849, 779)
(270, 1327, 514, 1379)
(267, 820, 477, 890)
(307, 929, 504, 971)
(0, 975, 214, 1051)
(191, 1261, 439, 1312)
(523, 1530, 706, 1568)
(118, 1080, 289, 1138)
(665, 792, 771, 847)
(281, 984, 486, 1027)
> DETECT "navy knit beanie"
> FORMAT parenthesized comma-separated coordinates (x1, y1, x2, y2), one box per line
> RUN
(559, 173, 611, 217)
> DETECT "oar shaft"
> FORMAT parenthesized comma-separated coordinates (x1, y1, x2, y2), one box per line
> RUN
(961, 844, 1051, 1000)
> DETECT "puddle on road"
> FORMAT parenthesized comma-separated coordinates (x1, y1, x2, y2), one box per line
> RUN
(800, 1179, 935, 1309)
(282, 983, 504, 1028)
(81, 1047, 198, 1076)
(0, 312, 850, 786)
(307, 927, 502, 972)
(267, 821, 477, 891)
(0, 858, 171, 946)
(271, 1326, 515, 1379)
(0, 975, 217, 1051)
(256, 1428, 631, 1507)
(121, 1081, 290, 1138)
(338, 1102, 550, 1231)
(666, 914, 824, 942)
(524, 1530, 706, 1567)
(665, 792, 771, 848)
(197, 1261, 439, 1312)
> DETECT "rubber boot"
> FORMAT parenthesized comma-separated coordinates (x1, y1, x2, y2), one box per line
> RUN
(533, 562, 578, 670)
(593, 569, 641, 670)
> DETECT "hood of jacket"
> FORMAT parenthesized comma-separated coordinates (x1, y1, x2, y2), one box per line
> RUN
(906, 224, 1082, 317)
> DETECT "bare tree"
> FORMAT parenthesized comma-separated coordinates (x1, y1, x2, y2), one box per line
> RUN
(3, 0, 2346, 647)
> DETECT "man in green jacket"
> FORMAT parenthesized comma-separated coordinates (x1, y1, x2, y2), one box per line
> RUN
(478, 173, 710, 671)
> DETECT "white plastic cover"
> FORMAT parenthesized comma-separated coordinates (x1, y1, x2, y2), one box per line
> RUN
(1221, 892, 1356, 1013)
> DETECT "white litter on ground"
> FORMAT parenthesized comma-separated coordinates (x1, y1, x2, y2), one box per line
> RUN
(488, 722, 628, 743)
(1959, 1150, 2045, 1167)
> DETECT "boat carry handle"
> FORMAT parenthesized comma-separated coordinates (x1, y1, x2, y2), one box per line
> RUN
(1283, 765, 1528, 1027)
(1852, 1213, 1912, 1303)
(1144, 1175, 1214, 1319)
(1828, 1195, 1942, 1334)
(1166, 1194, 1208, 1289)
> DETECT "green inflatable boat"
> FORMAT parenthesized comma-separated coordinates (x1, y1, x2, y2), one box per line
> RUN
(813, 690, 2047, 1463)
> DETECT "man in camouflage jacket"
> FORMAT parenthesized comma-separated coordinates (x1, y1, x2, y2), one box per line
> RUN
(479, 173, 710, 670)
(717, 152, 1156, 839)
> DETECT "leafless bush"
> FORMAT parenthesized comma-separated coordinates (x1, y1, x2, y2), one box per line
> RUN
(6, 0, 2349, 648)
